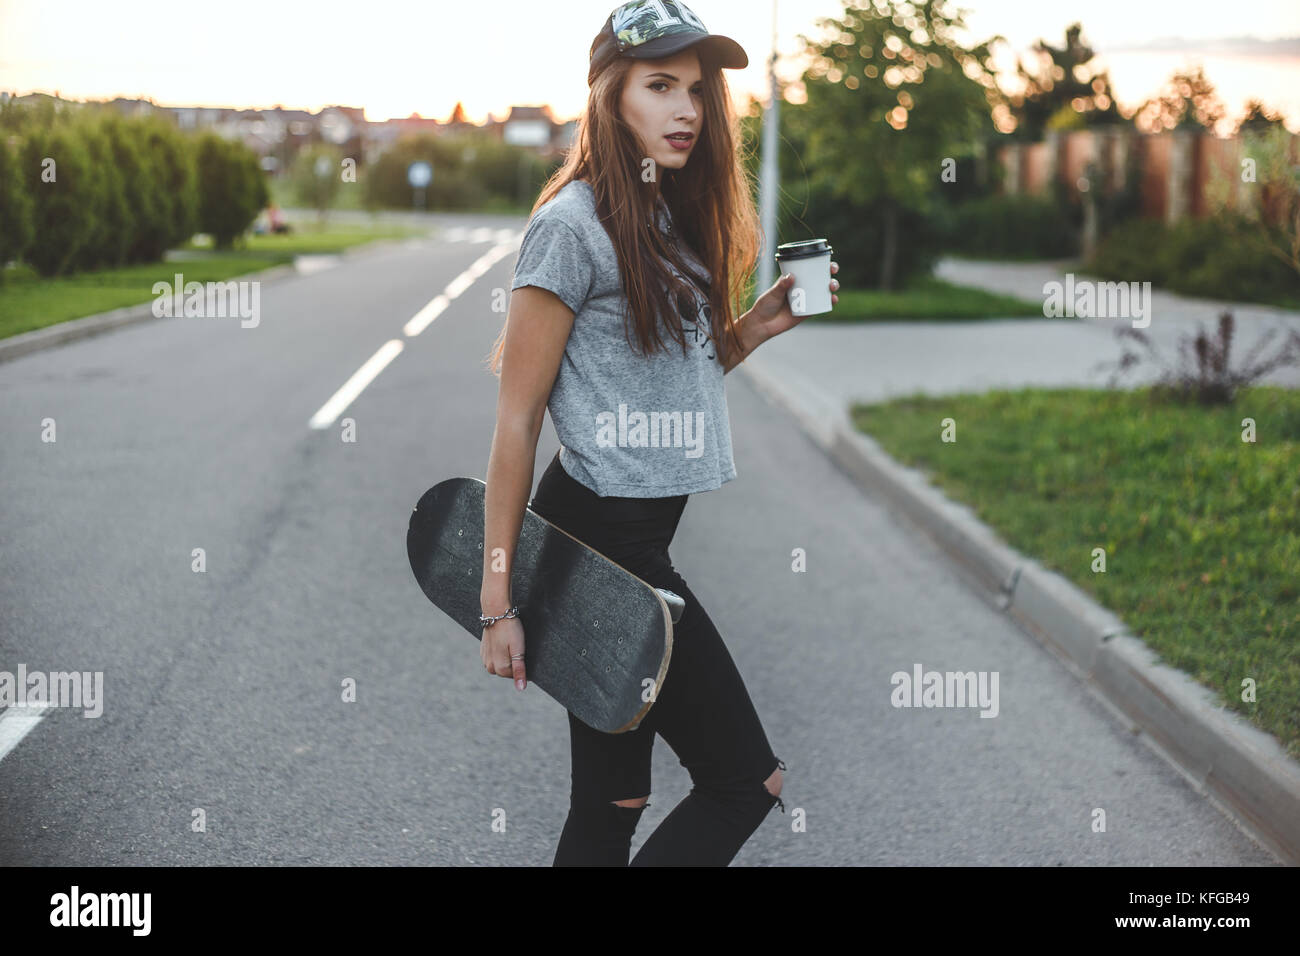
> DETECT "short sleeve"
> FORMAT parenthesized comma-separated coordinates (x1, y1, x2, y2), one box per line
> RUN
(511, 212, 595, 315)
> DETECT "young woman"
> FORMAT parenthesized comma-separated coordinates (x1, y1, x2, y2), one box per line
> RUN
(480, 0, 839, 866)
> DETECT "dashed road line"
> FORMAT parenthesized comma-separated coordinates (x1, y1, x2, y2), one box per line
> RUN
(306, 236, 521, 430)
(0, 704, 56, 766)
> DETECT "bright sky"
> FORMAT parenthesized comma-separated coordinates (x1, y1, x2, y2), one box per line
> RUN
(2, 0, 1298, 131)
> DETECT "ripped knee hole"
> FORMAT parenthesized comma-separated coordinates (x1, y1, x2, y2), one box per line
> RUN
(762, 759, 787, 813)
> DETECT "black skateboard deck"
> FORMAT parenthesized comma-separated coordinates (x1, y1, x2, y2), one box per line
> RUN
(407, 477, 685, 733)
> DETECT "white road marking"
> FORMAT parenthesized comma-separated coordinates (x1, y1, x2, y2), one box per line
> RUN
(295, 254, 343, 275)
(0, 703, 55, 766)
(403, 295, 449, 337)
(435, 227, 520, 245)
(307, 238, 522, 429)
(308, 340, 405, 430)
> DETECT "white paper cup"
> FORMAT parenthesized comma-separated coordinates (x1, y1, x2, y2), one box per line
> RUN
(774, 239, 834, 316)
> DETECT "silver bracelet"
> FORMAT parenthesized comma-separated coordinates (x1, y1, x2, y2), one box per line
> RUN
(479, 606, 519, 628)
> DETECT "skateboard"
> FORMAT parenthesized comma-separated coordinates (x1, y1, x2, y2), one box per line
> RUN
(407, 477, 686, 734)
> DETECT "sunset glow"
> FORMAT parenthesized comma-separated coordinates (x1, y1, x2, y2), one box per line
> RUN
(2, 0, 1298, 131)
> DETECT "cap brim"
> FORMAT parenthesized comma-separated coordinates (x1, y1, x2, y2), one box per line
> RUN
(627, 33, 748, 71)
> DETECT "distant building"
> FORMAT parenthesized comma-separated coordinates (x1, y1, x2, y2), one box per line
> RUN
(364, 113, 444, 160)
(4, 90, 575, 165)
(487, 105, 577, 157)
(172, 106, 237, 131)
(104, 96, 158, 118)
(500, 105, 553, 148)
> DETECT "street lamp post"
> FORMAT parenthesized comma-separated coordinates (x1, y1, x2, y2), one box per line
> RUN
(757, 0, 781, 294)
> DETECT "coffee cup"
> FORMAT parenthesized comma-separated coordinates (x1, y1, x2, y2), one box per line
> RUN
(774, 239, 834, 316)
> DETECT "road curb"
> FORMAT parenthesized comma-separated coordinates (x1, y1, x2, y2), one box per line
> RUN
(738, 352, 1300, 864)
(0, 237, 417, 366)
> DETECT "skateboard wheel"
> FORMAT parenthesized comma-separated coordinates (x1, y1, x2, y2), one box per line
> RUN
(655, 589, 686, 624)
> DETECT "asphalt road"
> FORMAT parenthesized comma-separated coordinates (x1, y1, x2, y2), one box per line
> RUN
(0, 225, 1280, 865)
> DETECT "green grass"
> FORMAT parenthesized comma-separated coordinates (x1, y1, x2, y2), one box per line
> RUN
(852, 385, 1300, 758)
(178, 220, 423, 256)
(808, 275, 1047, 322)
(269, 177, 538, 217)
(1072, 266, 1300, 312)
(0, 223, 424, 340)
(941, 249, 1080, 264)
(268, 177, 367, 212)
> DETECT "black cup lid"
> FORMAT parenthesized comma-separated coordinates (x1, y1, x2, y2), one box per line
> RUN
(774, 238, 833, 261)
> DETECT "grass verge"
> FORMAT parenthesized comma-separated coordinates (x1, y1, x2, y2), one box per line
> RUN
(0, 224, 423, 340)
(851, 385, 1300, 758)
(808, 275, 1047, 322)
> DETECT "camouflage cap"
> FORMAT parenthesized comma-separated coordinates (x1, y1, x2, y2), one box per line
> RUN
(588, 0, 748, 87)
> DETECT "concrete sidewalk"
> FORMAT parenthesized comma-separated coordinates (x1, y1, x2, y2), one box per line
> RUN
(748, 257, 1300, 409)
(936, 256, 1300, 333)
(737, 263, 1300, 864)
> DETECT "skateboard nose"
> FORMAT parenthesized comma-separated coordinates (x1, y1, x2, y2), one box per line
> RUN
(655, 588, 686, 624)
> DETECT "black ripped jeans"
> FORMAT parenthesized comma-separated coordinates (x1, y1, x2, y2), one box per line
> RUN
(529, 449, 785, 866)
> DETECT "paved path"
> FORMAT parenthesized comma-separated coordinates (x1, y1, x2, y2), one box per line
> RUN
(746, 258, 1300, 409)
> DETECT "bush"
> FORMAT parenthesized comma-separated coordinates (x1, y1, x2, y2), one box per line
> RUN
(1087, 213, 1300, 304)
(2, 104, 202, 275)
(450, 135, 552, 208)
(941, 193, 1078, 258)
(138, 117, 198, 257)
(18, 126, 98, 276)
(0, 135, 33, 279)
(1095, 310, 1300, 405)
(364, 135, 486, 211)
(72, 117, 133, 271)
(289, 144, 345, 215)
(194, 133, 269, 249)
(363, 133, 551, 212)
(95, 114, 168, 266)
(794, 187, 948, 289)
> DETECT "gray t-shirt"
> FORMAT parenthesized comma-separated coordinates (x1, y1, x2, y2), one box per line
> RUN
(510, 179, 737, 498)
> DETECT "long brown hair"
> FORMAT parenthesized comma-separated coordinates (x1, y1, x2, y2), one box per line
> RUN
(486, 51, 761, 376)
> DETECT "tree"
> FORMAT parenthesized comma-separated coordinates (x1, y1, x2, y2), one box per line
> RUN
(289, 143, 344, 222)
(1207, 124, 1300, 277)
(792, 0, 1002, 288)
(1006, 23, 1124, 141)
(1133, 65, 1226, 134)
(1236, 100, 1287, 137)
(359, 132, 540, 211)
